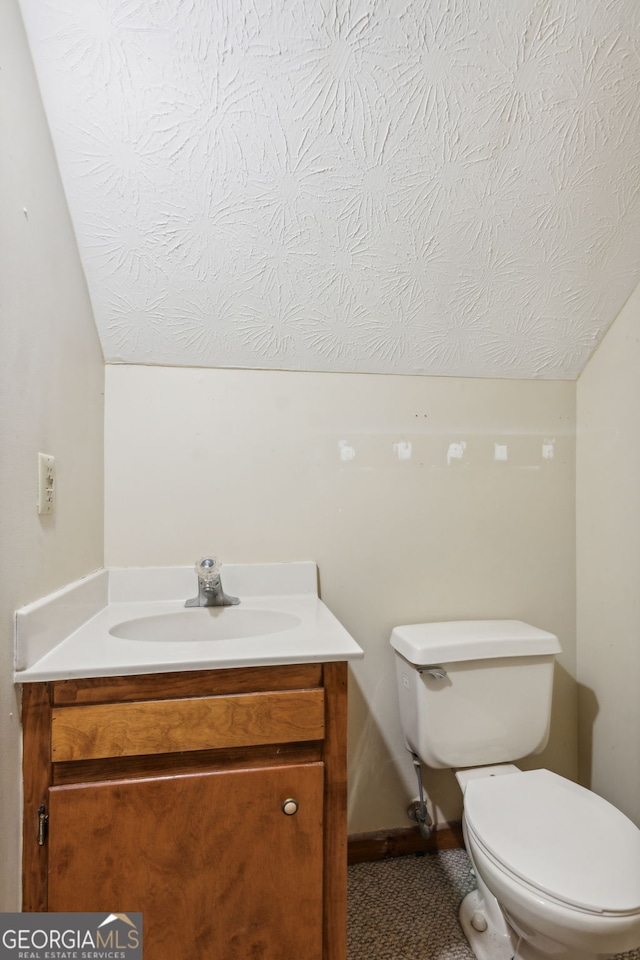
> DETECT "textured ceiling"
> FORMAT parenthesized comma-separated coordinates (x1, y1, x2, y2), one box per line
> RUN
(19, 0, 640, 379)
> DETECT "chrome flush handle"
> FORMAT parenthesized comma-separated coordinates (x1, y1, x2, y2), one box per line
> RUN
(419, 666, 448, 680)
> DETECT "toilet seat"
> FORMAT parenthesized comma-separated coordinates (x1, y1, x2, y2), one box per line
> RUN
(464, 769, 640, 916)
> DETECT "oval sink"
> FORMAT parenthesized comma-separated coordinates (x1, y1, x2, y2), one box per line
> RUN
(109, 608, 301, 643)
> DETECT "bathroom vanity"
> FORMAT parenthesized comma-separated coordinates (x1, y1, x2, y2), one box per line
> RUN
(17, 563, 363, 960)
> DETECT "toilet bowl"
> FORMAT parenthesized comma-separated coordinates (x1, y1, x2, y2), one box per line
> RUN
(389, 619, 640, 960)
(458, 766, 640, 960)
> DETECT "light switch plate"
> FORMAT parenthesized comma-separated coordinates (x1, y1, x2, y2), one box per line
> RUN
(38, 453, 55, 514)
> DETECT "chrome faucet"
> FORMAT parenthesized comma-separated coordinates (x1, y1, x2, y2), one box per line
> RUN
(185, 557, 240, 607)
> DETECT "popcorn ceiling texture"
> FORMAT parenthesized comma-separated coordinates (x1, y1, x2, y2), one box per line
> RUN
(19, 0, 640, 379)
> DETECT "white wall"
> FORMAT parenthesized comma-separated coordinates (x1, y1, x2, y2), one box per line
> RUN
(576, 281, 640, 826)
(105, 365, 577, 832)
(0, 0, 105, 907)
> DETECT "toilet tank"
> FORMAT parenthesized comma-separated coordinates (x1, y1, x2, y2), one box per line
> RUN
(391, 620, 561, 769)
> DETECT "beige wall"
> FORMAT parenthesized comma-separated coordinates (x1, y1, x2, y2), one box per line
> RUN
(105, 365, 577, 832)
(0, 0, 105, 907)
(577, 282, 640, 826)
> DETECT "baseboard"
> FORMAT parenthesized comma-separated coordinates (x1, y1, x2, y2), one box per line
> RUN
(347, 822, 464, 864)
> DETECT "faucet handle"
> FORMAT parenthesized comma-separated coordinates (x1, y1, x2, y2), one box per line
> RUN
(196, 557, 221, 583)
(186, 556, 239, 607)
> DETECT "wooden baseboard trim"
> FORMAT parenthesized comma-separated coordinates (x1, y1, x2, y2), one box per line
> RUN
(347, 822, 464, 864)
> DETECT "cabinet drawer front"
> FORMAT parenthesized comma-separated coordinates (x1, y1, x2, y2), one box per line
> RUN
(51, 689, 325, 761)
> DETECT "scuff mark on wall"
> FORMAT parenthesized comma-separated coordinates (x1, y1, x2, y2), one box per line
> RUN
(393, 441, 412, 461)
(447, 441, 467, 465)
(338, 440, 356, 462)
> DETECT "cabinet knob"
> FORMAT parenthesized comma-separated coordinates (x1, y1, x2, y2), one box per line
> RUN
(282, 798, 299, 816)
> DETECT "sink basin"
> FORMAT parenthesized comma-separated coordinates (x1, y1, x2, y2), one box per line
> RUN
(109, 608, 301, 643)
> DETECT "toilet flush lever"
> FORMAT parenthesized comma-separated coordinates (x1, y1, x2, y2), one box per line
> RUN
(419, 666, 448, 680)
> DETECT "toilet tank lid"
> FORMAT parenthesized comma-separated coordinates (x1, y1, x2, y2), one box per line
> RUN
(390, 619, 560, 665)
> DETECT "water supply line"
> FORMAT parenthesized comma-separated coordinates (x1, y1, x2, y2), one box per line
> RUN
(411, 753, 433, 841)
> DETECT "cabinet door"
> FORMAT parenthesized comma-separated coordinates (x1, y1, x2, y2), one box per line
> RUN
(48, 763, 324, 960)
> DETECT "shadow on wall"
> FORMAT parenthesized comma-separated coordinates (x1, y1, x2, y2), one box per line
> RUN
(577, 683, 599, 790)
(347, 665, 464, 833)
(347, 670, 411, 833)
(515, 661, 578, 783)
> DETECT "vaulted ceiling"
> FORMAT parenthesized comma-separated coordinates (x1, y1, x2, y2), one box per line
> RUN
(19, 0, 640, 379)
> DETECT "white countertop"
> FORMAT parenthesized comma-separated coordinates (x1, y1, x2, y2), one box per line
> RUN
(14, 562, 363, 682)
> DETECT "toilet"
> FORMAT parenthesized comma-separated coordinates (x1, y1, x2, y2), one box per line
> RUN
(390, 619, 640, 960)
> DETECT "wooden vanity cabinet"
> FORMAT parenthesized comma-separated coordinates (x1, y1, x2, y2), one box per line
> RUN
(22, 661, 348, 960)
